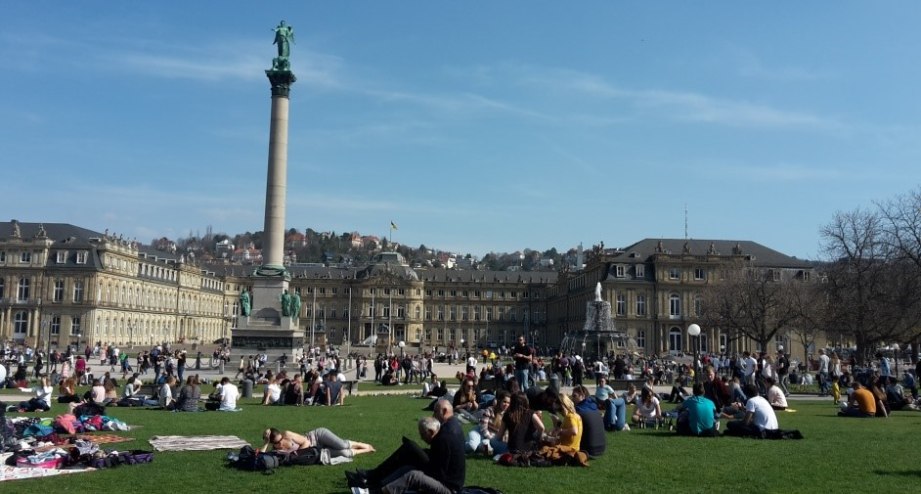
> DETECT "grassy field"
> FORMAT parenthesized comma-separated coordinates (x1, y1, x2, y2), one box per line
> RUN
(2, 388, 918, 493)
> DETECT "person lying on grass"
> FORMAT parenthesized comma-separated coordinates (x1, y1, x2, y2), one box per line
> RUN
(260, 427, 375, 460)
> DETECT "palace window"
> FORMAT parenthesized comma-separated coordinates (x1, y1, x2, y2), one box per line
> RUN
(56, 251, 67, 263)
(636, 294, 647, 316)
(72, 317, 81, 336)
(669, 294, 681, 317)
(615, 294, 626, 316)
(17, 277, 30, 301)
(636, 330, 646, 348)
(53, 279, 64, 302)
(635, 264, 645, 278)
(668, 268, 680, 280)
(694, 268, 706, 280)
(51, 316, 61, 335)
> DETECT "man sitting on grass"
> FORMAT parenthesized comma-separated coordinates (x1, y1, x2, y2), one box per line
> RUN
(838, 380, 876, 418)
(725, 384, 778, 437)
(675, 382, 718, 437)
(346, 399, 465, 494)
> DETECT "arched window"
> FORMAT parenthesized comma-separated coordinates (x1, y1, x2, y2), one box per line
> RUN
(668, 327, 682, 352)
(669, 293, 681, 317)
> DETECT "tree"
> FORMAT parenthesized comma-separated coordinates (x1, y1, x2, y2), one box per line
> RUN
(820, 208, 921, 364)
(700, 260, 804, 353)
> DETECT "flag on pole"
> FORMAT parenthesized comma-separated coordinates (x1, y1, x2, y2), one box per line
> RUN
(390, 221, 398, 230)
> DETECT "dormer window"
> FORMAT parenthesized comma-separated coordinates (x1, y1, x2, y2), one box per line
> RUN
(56, 251, 67, 264)
(76, 251, 88, 264)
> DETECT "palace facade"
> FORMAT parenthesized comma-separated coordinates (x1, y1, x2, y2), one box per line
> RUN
(0, 221, 818, 360)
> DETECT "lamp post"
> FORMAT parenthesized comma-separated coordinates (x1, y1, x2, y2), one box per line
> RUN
(892, 343, 900, 377)
(398, 340, 405, 357)
(42, 317, 50, 360)
(687, 323, 701, 383)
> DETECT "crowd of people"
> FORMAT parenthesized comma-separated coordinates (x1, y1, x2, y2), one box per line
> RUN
(6, 337, 921, 492)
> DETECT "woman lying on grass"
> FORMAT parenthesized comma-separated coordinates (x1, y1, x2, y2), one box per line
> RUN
(260, 427, 375, 460)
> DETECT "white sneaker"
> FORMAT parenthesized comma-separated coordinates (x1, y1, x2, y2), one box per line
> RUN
(351, 488, 369, 494)
(622, 424, 630, 431)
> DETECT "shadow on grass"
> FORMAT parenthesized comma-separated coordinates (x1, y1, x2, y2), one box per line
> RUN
(873, 469, 921, 478)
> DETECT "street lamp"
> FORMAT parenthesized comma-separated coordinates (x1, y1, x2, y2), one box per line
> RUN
(687, 323, 701, 383)
(892, 343, 900, 377)
(398, 340, 405, 357)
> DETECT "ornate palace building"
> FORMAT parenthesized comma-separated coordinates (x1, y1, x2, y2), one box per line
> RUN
(0, 221, 816, 360)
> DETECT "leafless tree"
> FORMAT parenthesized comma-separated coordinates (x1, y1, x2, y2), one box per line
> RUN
(699, 260, 803, 353)
(820, 208, 921, 364)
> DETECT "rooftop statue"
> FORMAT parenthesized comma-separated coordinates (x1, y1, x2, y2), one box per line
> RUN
(273, 20, 294, 59)
(594, 281, 602, 302)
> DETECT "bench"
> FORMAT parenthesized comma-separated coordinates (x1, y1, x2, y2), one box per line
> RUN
(610, 379, 645, 391)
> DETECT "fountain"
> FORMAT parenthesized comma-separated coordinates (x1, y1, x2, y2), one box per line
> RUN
(560, 282, 627, 360)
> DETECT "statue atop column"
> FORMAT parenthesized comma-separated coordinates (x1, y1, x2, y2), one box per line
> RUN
(271, 20, 295, 71)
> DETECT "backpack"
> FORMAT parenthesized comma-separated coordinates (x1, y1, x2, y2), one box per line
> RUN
(282, 446, 321, 466)
(228, 445, 280, 474)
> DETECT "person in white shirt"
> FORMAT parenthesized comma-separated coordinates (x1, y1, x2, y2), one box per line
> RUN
(217, 377, 239, 411)
(765, 377, 788, 411)
(817, 349, 831, 396)
(726, 384, 779, 436)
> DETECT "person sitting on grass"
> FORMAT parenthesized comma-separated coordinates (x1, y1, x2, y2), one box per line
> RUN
(632, 387, 662, 427)
(725, 384, 778, 437)
(885, 376, 908, 411)
(175, 375, 202, 412)
(422, 377, 448, 398)
(285, 373, 305, 406)
(466, 389, 510, 456)
(870, 378, 890, 417)
(316, 371, 344, 406)
(261, 427, 375, 460)
(345, 399, 464, 494)
(205, 376, 239, 411)
(497, 391, 545, 453)
(571, 385, 607, 458)
(262, 375, 282, 405)
(593, 376, 616, 407)
(838, 380, 876, 418)
(620, 383, 639, 405)
(765, 377, 788, 411)
(16, 376, 53, 412)
(57, 376, 81, 404)
(545, 394, 582, 449)
(159, 376, 177, 409)
(453, 379, 480, 422)
(667, 377, 689, 403)
(675, 382, 718, 437)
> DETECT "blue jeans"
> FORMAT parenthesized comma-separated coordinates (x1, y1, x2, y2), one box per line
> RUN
(604, 398, 627, 431)
(465, 429, 508, 455)
(819, 372, 830, 394)
(516, 368, 530, 392)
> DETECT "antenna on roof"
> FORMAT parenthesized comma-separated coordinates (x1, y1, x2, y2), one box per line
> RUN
(684, 203, 688, 240)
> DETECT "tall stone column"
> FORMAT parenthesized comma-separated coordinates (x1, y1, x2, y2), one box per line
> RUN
(232, 23, 302, 354)
(260, 73, 295, 273)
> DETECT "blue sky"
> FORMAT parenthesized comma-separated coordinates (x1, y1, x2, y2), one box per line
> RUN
(3, 2, 921, 260)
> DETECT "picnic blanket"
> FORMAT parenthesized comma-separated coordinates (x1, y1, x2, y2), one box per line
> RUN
(149, 435, 249, 452)
(68, 433, 134, 445)
(0, 454, 95, 482)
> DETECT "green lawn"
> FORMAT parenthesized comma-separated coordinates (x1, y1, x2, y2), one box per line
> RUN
(3, 391, 918, 493)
